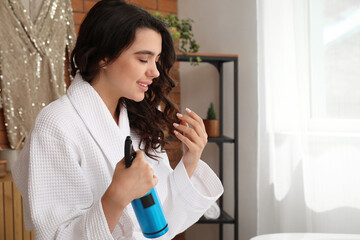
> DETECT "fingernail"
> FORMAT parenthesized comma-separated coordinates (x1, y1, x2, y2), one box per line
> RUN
(185, 107, 191, 113)
(176, 113, 183, 118)
(174, 130, 179, 135)
(173, 123, 179, 127)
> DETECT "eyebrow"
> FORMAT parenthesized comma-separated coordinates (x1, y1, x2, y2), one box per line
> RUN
(134, 50, 161, 56)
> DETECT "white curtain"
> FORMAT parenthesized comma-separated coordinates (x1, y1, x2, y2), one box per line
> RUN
(257, 0, 360, 235)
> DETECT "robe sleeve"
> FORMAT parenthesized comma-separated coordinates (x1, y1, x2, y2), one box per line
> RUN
(151, 150, 224, 239)
(12, 132, 114, 240)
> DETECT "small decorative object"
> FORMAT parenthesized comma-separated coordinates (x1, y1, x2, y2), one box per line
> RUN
(152, 12, 201, 65)
(204, 202, 221, 219)
(203, 102, 220, 138)
(0, 159, 7, 178)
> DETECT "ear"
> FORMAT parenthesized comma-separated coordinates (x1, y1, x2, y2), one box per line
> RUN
(99, 58, 109, 69)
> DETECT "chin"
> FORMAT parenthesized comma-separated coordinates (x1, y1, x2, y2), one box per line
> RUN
(133, 95, 145, 102)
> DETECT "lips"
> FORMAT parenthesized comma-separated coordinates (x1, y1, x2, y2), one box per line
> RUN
(137, 81, 152, 92)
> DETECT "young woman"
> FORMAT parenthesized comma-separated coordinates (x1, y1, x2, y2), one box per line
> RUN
(13, 0, 223, 239)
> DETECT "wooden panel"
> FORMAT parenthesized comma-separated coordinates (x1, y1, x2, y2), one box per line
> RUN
(13, 183, 22, 239)
(0, 110, 5, 131)
(23, 207, 30, 240)
(0, 183, 4, 240)
(0, 109, 10, 148)
(0, 173, 34, 239)
(0, 173, 12, 183)
(4, 181, 13, 240)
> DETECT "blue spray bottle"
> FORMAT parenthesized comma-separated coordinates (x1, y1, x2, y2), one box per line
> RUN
(125, 136, 169, 238)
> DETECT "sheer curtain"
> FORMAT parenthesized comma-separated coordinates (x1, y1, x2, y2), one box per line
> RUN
(257, 0, 360, 235)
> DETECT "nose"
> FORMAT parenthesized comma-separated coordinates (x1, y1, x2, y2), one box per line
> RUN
(146, 61, 160, 79)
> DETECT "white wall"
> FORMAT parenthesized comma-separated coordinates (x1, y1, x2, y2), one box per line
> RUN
(178, 0, 258, 240)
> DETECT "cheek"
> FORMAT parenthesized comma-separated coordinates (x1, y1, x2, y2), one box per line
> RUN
(127, 65, 144, 81)
(110, 61, 144, 83)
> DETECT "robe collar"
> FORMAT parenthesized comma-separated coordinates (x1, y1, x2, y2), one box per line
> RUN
(66, 73, 130, 169)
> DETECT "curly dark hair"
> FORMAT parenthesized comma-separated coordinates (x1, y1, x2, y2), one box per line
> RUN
(70, 0, 179, 159)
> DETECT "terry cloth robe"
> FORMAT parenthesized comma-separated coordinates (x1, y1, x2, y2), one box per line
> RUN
(12, 73, 224, 240)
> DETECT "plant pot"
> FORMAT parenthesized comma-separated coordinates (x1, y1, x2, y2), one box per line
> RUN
(203, 119, 220, 138)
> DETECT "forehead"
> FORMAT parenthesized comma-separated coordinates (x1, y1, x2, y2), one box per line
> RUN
(128, 28, 162, 54)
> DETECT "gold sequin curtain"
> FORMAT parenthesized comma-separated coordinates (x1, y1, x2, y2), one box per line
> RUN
(0, 0, 76, 149)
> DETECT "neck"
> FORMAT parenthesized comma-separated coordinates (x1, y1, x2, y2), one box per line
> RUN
(91, 76, 120, 124)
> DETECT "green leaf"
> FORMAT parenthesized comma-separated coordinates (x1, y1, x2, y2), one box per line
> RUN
(207, 102, 217, 120)
(152, 12, 200, 57)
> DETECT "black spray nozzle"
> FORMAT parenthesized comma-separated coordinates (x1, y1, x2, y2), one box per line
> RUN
(125, 136, 136, 168)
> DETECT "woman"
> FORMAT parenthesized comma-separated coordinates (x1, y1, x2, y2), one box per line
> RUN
(13, 0, 223, 239)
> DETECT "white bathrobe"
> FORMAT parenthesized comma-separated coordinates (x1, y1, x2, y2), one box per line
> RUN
(12, 74, 224, 240)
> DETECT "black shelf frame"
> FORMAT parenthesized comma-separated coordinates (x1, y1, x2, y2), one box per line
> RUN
(198, 210, 235, 224)
(176, 53, 239, 240)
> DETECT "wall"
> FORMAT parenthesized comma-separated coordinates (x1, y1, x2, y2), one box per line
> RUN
(178, 0, 258, 240)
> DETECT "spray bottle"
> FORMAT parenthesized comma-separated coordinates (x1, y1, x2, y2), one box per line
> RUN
(125, 136, 169, 238)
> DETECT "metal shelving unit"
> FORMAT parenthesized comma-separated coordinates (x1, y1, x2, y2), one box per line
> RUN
(176, 53, 239, 240)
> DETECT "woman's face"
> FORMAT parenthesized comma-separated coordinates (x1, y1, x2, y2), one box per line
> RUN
(97, 28, 162, 102)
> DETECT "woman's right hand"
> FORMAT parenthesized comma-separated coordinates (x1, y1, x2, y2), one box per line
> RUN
(101, 150, 158, 232)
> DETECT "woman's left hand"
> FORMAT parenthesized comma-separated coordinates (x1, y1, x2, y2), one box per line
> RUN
(173, 108, 208, 177)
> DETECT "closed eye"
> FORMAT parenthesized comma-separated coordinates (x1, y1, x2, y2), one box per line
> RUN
(139, 59, 148, 63)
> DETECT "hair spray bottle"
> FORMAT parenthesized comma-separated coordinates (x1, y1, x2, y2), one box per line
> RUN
(124, 136, 169, 238)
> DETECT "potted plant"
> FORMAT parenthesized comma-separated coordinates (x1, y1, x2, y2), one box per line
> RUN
(152, 12, 201, 65)
(203, 102, 220, 138)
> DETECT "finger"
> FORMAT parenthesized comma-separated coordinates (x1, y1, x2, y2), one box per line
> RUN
(179, 120, 189, 137)
(176, 112, 206, 138)
(153, 175, 158, 186)
(185, 108, 206, 129)
(178, 111, 205, 132)
(118, 158, 126, 169)
(151, 168, 156, 179)
(131, 150, 145, 166)
(174, 129, 196, 149)
(173, 123, 200, 142)
(180, 120, 188, 127)
(135, 150, 144, 156)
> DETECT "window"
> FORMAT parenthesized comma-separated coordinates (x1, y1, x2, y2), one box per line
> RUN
(309, 0, 360, 132)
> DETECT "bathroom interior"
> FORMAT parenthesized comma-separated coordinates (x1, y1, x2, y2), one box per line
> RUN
(1, 0, 360, 240)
